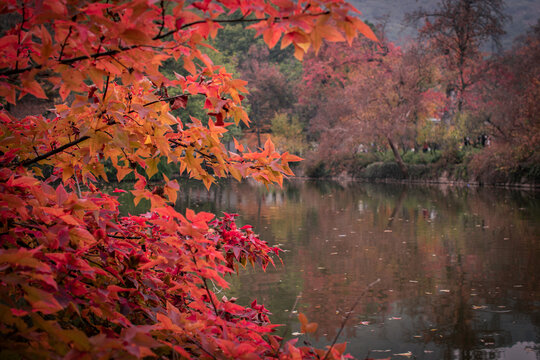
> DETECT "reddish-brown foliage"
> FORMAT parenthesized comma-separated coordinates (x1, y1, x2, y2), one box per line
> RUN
(0, 0, 375, 358)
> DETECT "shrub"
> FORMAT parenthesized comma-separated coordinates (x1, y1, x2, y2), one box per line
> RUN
(361, 162, 405, 180)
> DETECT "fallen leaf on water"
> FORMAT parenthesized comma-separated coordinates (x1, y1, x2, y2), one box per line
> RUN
(393, 351, 412, 357)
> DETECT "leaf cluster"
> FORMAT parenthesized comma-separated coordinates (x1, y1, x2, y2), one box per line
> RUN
(0, 0, 374, 358)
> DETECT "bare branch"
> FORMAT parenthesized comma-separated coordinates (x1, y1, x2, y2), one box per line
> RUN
(322, 279, 381, 360)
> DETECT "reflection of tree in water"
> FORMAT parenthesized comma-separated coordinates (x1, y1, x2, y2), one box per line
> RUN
(112, 179, 540, 357)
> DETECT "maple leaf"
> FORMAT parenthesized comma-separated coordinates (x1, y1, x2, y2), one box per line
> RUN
(169, 94, 189, 110)
(0, 0, 377, 358)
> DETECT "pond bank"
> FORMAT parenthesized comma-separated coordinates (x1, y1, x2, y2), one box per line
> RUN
(300, 162, 539, 190)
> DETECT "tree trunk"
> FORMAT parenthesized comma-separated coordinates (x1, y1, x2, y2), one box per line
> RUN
(387, 136, 408, 178)
(256, 122, 261, 148)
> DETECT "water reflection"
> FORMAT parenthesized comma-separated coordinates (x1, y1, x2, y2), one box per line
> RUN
(115, 179, 540, 359)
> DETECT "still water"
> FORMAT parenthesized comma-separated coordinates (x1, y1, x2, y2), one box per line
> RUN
(119, 179, 540, 360)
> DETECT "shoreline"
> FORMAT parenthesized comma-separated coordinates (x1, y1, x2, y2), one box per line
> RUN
(291, 175, 540, 191)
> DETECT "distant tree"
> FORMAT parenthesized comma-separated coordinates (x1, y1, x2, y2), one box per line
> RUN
(478, 20, 540, 157)
(239, 45, 296, 147)
(344, 41, 444, 177)
(271, 112, 308, 156)
(406, 0, 509, 114)
(299, 37, 443, 177)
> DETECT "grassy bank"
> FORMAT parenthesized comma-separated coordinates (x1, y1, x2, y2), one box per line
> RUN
(304, 147, 540, 188)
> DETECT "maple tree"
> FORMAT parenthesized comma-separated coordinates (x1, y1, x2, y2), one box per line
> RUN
(0, 0, 377, 358)
(296, 39, 373, 171)
(341, 41, 440, 177)
(299, 34, 443, 177)
(466, 20, 540, 182)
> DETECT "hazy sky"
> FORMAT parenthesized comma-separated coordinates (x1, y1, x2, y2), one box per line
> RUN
(350, 0, 540, 48)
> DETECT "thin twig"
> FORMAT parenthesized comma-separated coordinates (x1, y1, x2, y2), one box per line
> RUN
(0, 11, 331, 77)
(58, 25, 73, 61)
(75, 168, 82, 197)
(322, 279, 381, 360)
(184, 334, 219, 360)
(274, 293, 303, 356)
(191, 255, 220, 317)
(155, 0, 166, 39)
(202, 277, 219, 316)
(156, 11, 331, 40)
(102, 75, 110, 102)
(107, 234, 142, 239)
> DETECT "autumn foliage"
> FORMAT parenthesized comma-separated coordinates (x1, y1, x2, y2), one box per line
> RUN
(0, 0, 377, 358)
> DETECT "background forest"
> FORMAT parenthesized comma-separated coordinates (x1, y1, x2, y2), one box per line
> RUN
(155, 0, 540, 185)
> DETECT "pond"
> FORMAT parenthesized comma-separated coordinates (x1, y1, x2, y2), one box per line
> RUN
(117, 179, 540, 360)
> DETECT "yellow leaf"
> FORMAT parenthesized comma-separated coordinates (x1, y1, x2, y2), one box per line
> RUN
(32, 167, 43, 177)
(121, 28, 150, 44)
(22, 80, 47, 99)
(145, 157, 159, 179)
(333, 342, 347, 355)
(298, 313, 308, 327)
(22, 285, 63, 314)
(86, 68, 106, 89)
(293, 44, 306, 61)
(62, 165, 74, 182)
(354, 18, 378, 42)
(183, 57, 196, 75)
(229, 166, 242, 182)
(69, 227, 96, 247)
(304, 322, 318, 333)
(263, 27, 282, 49)
(116, 167, 132, 182)
(320, 24, 345, 42)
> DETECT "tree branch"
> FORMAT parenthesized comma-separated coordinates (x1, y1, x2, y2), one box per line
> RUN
(155, 0, 166, 39)
(16, 135, 90, 168)
(58, 25, 73, 61)
(102, 75, 110, 101)
(156, 11, 330, 40)
(0, 11, 331, 78)
(322, 279, 380, 360)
